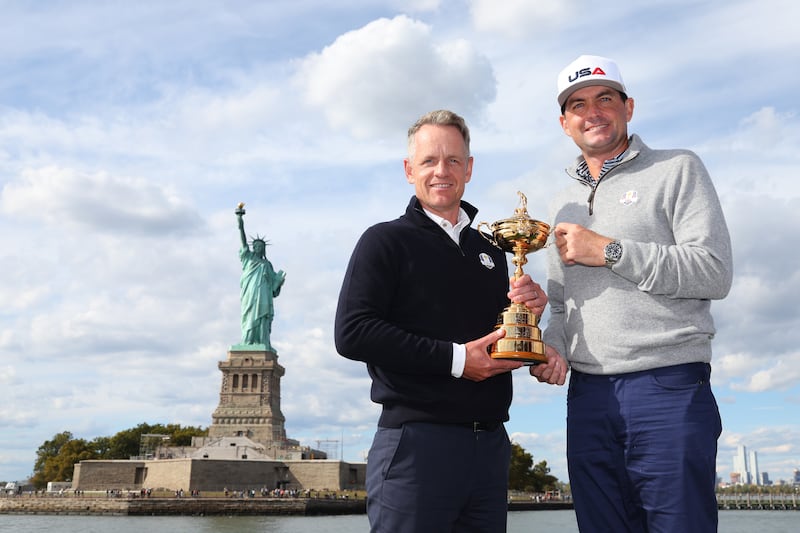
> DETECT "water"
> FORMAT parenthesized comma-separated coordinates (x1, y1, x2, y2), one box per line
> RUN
(0, 510, 796, 532)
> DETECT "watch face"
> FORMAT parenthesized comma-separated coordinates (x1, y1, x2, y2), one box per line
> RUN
(605, 241, 622, 264)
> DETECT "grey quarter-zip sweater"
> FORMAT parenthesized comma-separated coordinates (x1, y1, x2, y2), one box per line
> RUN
(543, 134, 733, 375)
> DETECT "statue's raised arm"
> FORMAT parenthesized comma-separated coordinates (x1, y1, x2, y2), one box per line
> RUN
(236, 202, 248, 250)
(235, 203, 285, 353)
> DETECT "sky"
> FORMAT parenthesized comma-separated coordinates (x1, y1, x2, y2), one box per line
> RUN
(1, 0, 799, 486)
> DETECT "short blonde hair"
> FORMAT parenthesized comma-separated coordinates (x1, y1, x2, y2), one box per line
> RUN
(407, 109, 470, 158)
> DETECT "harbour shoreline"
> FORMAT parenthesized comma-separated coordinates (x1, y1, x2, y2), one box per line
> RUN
(0, 496, 576, 516)
(0, 496, 364, 516)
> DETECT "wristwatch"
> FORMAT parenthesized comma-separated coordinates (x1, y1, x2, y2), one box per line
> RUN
(604, 240, 623, 267)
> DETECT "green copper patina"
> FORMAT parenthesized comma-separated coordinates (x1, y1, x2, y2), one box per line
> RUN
(235, 203, 285, 352)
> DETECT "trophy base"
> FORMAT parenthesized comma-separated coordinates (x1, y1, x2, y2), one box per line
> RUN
(492, 355, 547, 366)
(491, 346, 548, 366)
(489, 302, 548, 365)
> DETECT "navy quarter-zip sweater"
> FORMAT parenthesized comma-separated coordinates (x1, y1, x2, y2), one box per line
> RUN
(335, 196, 513, 428)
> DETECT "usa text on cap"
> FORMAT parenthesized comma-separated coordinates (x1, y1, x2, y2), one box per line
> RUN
(557, 55, 627, 108)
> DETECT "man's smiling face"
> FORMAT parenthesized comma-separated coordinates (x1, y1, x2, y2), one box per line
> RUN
(404, 123, 473, 224)
(560, 85, 634, 161)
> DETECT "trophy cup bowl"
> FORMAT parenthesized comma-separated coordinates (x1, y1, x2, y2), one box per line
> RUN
(478, 192, 551, 365)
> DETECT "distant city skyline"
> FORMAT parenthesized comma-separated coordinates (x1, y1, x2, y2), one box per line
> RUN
(728, 444, 795, 486)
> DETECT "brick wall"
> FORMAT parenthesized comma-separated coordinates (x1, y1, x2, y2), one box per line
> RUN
(72, 460, 144, 491)
(73, 458, 366, 492)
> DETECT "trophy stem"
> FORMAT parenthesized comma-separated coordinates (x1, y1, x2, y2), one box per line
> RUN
(512, 245, 528, 280)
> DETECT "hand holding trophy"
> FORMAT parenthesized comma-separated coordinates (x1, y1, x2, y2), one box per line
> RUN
(478, 192, 551, 364)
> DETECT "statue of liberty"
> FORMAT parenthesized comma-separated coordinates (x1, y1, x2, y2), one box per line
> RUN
(235, 203, 285, 352)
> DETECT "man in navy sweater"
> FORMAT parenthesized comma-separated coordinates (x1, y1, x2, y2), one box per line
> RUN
(335, 109, 554, 532)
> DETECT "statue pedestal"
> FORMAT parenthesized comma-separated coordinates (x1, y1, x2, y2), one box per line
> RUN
(229, 343, 271, 352)
(208, 346, 288, 445)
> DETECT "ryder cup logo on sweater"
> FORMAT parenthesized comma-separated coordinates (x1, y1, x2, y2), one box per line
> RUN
(479, 253, 495, 269)
(619, 190, 639, 206)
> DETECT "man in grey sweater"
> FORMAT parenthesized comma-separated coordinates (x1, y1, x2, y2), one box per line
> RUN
(532, 55, 733, 532)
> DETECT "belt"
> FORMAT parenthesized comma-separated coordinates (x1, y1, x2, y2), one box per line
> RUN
(457, 421, 502, 432)
(394, 421, 503, 432)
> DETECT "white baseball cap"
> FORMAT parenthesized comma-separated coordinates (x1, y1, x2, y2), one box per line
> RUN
(557, 55, 627, 108)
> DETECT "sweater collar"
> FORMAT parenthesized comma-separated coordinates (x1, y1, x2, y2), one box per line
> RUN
(406, 196, 479, 226)
(566, 133, 645, 180)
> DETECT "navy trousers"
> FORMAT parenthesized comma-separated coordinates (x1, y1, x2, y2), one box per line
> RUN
(567, 362, 721, 533)
(366, 421, 510, 533)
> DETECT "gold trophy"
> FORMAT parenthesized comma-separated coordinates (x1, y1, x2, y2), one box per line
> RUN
(478, 192, 551, 364)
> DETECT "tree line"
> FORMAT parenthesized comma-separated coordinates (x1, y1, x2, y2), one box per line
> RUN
(508, 442, 560, 493)
(30, 422, 207, 488)
(30, 424, 560, 493)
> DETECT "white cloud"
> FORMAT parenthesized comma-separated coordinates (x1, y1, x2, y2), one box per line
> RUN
(469, 0, 567, 37)
(1, 166, 202, 236)
(0, 403, 37, 429)
(701, 107, 800, 176)
(390, 0, 441, 11)
(0, 365, 14, 383)
(685, 0, 800, 53)
(295, 15, 496, 139)
(720, 353, 800, 392)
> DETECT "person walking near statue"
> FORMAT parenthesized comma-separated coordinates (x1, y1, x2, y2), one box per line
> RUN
(236, 204, 285, 352)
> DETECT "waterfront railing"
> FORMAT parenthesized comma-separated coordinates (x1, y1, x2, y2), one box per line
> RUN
(716, 492, 799, 510)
